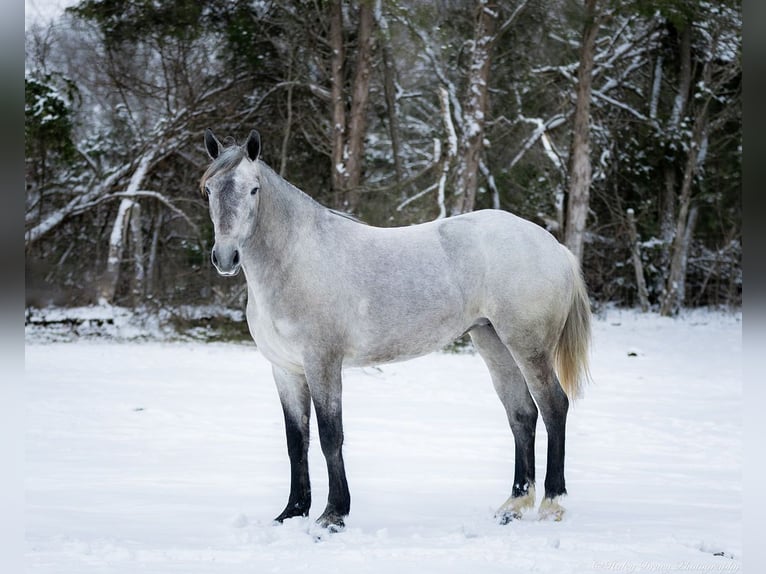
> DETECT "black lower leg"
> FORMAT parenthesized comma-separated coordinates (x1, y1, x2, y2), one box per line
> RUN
(511, 411, 537, 498)
(543, 418, 567, 499)
(496, 410, 538, 524)
(275, 412, 311, 522)
(304, 355, 349, 530)
(316, 413, 349, 528)
(541, 386, 569, 500)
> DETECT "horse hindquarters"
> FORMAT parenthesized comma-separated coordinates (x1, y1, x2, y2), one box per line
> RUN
(482, 245, 591, 521)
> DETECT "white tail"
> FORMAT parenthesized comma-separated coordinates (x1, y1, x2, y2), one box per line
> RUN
(554, 248, 592, 400)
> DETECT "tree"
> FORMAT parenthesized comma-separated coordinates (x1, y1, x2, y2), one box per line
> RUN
(329, 0, 376, 212)
(25, 75, 77, 190)
(23, 0, 741, 312)
(397, 0, 533, 217)
(657, 2, 741, 315)
(26, 2, 232, 303)
(580, 0, 741, 310)
(563, 0, 602, 262)
(451, 0, 500, 215)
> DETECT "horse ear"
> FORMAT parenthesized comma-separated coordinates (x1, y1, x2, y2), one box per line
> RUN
(245, 129, 261, 162)
(204, 128, 222, 160)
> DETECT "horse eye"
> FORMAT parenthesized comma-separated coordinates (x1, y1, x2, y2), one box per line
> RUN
(250, 186, 260, 196)
(204, 185, 211, 199)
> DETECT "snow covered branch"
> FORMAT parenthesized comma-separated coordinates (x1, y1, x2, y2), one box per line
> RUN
(69, 190, 199, 234)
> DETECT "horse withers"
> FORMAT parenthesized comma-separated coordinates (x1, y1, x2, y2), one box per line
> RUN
(200, 128, 591, 530)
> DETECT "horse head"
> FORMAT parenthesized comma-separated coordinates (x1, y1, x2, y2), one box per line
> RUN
(200, 129, 262, 277)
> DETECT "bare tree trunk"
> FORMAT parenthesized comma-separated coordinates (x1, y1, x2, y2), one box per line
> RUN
(437, 86, 457, 219)
(670, 25, 692, 129)
(661, 199, 699, 316)
(129, 201, 145, 305)
(280, 48, 295, 178)
(678, 204, 699, 303)
(660, 120, 706, 315)
(98, 154, 152, 304)
(659, 25, 692, 285)
(660, 168, 677, 266)
(329, 0, 347, 200)
(376, 1, 404, 197)
(98, 199, 133, 305)
(660, 55, 711, 317)
(563, 0, 600, 263)
(626, 208, 650, 312)
(451, 0, 497, 215)
(343, 1, 375, 212)
(146, 211, 163, 298)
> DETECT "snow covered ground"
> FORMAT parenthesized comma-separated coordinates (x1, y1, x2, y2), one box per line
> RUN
(25, 308, 742, 573)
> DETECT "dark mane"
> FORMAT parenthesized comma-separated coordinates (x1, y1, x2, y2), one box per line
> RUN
(329, 209, 366, 224)
(199, 145, 245, 197)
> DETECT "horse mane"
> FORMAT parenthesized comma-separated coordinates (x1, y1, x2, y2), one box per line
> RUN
(199, 143, 366, 226)
(328, 209, 367, 225)
(257, 160, 367, 225)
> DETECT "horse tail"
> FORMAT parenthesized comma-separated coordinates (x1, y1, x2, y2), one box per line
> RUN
(554, 247, 592, 401)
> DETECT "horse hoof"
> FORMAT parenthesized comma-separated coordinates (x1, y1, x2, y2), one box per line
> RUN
(495, 485, 536, 523)
(538, 496, 566, 522)
(274, 506, 309, 524)
(495, 510, 522, 525)
(316, 511, 345, 532)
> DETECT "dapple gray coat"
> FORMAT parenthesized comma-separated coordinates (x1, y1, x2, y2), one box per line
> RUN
(201, 129, 591, 530)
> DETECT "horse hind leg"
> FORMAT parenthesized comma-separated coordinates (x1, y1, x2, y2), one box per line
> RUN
(503, 338, 570, 522)
(470, 323, 538, 523)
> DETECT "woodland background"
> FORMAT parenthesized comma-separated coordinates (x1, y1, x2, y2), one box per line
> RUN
(24, 0, 741, 317)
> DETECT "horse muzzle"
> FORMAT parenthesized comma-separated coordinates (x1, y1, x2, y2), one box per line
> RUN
(211, 244, 242, 277)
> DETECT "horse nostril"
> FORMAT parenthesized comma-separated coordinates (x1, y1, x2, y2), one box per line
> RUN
(232, 250, 240, 266)
(211, 249, 219, 267)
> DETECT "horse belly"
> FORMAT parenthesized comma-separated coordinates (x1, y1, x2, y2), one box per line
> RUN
(343, 293, 473, 367)
(345, 328, 464, 367)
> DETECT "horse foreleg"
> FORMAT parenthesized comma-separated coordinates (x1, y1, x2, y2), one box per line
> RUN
(304, 355, 350, 531)
(470, 324, 538, 523)
(272, 366, 312, 523)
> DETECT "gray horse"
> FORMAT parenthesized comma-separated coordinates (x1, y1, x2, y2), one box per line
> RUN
(200, 129, 591, 530)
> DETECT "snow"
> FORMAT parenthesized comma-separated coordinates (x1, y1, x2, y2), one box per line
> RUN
(25, 308, 742, 572)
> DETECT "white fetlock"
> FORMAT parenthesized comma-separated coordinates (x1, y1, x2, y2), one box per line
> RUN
(496, 484, 536, 522)
(538, 496, 566, 521)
